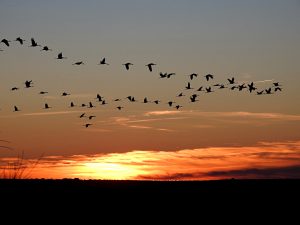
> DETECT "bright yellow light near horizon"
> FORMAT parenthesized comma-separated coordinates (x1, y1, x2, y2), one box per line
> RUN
(81, 162, 143, 180)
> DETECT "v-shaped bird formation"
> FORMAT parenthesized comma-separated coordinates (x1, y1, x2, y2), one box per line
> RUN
(1, 36, 283, 129)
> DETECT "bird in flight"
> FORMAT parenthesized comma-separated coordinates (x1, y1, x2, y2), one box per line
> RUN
(227, 77, 235, 84)
(123, 62, 133, 70)
(11, 87, 19, 91)
(1, 39, 11, 47)
(175, 105, 183, 110)
(274, 87, 282, 92)
(73, 61, 84, 65)
(29, 38, 41, 47)
(15, 37, 26, 45)
(13, 106, 20, 112)
(62, 92, 70, 96)
(98, 58, 109, 65)
(41, 46, 52, 51)
(185, 82, 192, 90)
(167, 101, 175, 107)
(70, 102, 75, 107)
(25, 80, 33, 88)
(79, 113, 86, 118)
(43, 103, 51, 109)
(84, 124, 92, 128)
(39, 91, 48, 95)
(56, 52, 67, 59)
(146, 63, 156, 72)
(117, 106, 124, 110)
(204, 74, 214, 81)
(88, 116, 96, 120)
(167, 73, 175, 78)
(153, 100, 160, 104)
(177, 92, 185, 97)
(188, 73, 198, 80)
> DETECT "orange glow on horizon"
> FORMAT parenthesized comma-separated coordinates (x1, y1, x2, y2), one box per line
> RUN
(2, 140, 299, 180)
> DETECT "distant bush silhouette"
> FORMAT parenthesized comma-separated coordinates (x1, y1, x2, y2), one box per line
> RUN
(0, 151, 42, 179)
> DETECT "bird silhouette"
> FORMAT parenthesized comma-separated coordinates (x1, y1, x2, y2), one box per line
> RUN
(197, 86, 204, 92)
(123, 63, 133, 70)
(117, 106, 124, 110)
(188, 73, 198, 80)
(204, 74, 214, 81)
(1, 39, 11, 47)
(70, 102, 75, 107)
(41, 46, 52, 51)
(25, 80, 33, 88)
(274, 87, 282, 92)
(98, 58, 109, 65)
(248, 82, 257, 93)
(159, 72, 167, 78)
(177, 92, 185, 97)
(273, 82, 281, 87)
(190, 94, 198, 102)
(167, 73, 175, 78)
(101, 100, 108, 105)
(62, 92, 70, 96)
(256, 90, 264, 95)
(11, 87, 19, 91)
(84, 124, 92, 128)
(205, 87, 213, 93)
(15, 37, 25, 45)
(167, 101, 175, 107)
(238, 84, 247, 91)
(39, 91, 48, 94)
(81, 103, 87, 107)
(153, 100, 160, 104)
(146, 63, 156, 72)
(185, 82, 192, 90)
(96, 94, 103, 102)
(88, 115, 96, 120)
(43, 103, 51, 109)
(13, 106, 20, 112)
(143, 97, 150, 103)
(79, 113, 86, 118)
(265, 88, 272, 94)
(73, 61, 84, 65)
(114, 98, 121, 102)
(29, 38, 41, 47)
(175, 105, 183, 110)
(56, 52, 67, 59)
(88, 102, 95, 108)
(227, 77, 235, 84)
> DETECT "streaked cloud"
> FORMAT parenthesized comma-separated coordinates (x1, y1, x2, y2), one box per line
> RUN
(6, 140, 299, 180)
(23, 110, 85, 117)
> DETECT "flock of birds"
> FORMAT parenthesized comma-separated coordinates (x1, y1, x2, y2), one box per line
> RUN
(1, 37, 283, 128)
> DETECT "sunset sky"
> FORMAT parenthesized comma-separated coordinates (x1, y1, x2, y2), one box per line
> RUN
(1, 0, 300, 180)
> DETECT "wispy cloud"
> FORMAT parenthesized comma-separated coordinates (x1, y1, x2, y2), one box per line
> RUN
(23, 110, 85, 117)
(145, 110, 183, 116)
(10, 140, 300, 180)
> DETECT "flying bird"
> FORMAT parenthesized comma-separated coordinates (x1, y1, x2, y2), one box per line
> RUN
(227, 77, 235, 84)
(72, 61, 84, 65)
(43, 103, 51, 109)
(11, 87, 19, 91)
(13, 106, 20, 112)
(70, 102, 75, 107)
(117, 106, 124, 110)
(123, 63, 133, 70)
(39, 91, 48, 94)
(41, 46, 52, 51)
(98, 58, 109, 65)
(167, 73, 175, 78)
(62, 92, 70, 96)
(274, 87, 282, 92)
(88, 102, 95, 108)
(153, 100, 160, 104)
(204, 74, 214, 81)
(25, 80, 33, 88)
(56, 52, 67, 59)
(79, 113, 86, 118)
(175, 105, 183, 110)
(146, 63, 156, 72)
(84, 124, 92, 128)
(29, 38, 41, 47)
(177, 92, 185, 97)
(167, 101, 175, 107)
(185, 82, 192, 90)
(1, 39, 11, 47)
(88, 116, 96, 120)
(188, 73, 198, 80)
(15, 37, 25, 45)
